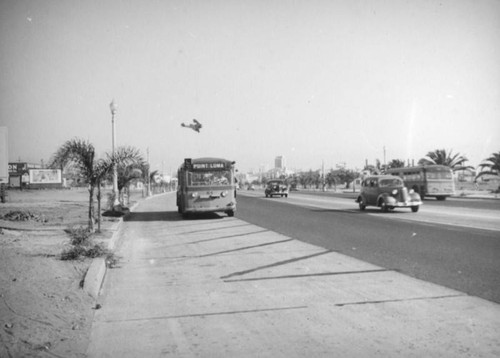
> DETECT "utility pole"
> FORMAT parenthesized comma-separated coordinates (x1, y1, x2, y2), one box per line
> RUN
(147, 148, 151, 196)
(383, 145, 386, 171)
(322, 160, 325, 192)
(109, 99, 120, 207)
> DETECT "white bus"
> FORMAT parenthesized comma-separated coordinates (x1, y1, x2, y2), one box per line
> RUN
(385, 165, 455, 200)
(176, 157, 237, 217)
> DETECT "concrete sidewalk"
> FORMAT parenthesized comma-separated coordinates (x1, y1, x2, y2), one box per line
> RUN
(86, 193, 500, 357)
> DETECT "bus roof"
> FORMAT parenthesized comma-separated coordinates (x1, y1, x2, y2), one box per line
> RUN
(385, 164, 452, 173)
(189, 157, 235, 165)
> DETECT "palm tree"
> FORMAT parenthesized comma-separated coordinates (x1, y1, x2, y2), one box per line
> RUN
(363, 164, 380, 175)
(111, 146, 146, 205)
(50, 138, 104, 232)
(148, 169, 159, 194)
(94, 160, 113, 232)
(388, 159, 405, 169)
(418, 149, 473, 172)
(50, 140, 145, 232)
(476, 151, 500, 181)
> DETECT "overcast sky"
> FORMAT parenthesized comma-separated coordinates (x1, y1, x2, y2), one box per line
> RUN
(1, 0, 499, 174)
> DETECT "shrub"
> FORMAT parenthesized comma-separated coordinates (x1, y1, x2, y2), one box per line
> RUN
(61, 246, 87, 261)
(61, 226, 112, 261)
(65, 226, 93, 246)
(85, 244, 109, 258)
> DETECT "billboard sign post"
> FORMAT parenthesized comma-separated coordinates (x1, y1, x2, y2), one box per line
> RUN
(0, 127, 8, 202)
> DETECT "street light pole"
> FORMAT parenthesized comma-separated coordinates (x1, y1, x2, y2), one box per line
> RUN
(109, 99, 120, 207)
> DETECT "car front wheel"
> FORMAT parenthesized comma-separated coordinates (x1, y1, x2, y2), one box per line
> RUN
(358, 198, 366, 211)
(411, 206, 419, 213)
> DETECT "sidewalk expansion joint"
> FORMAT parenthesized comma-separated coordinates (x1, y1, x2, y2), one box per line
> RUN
(102, 305, 308, 323)
(199, 238, 295, 257)
(334, 293, 466, 307)
(223, 268, 392, 282)
(182, 223, 253, 234)
(220, 249, 334, 279)
(175, 229, 270, 246)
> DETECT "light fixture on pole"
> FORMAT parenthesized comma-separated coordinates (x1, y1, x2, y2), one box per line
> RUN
(109, 99, 120, 207)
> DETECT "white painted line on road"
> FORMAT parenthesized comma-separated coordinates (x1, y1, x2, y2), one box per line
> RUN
(239, 191, 500, 232)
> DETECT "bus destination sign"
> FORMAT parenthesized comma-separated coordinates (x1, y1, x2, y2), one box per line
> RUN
(192, 162, 225, 170)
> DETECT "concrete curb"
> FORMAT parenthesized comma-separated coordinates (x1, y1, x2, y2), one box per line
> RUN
(83, 200, 141, 299)
(83, 257, 107, 299)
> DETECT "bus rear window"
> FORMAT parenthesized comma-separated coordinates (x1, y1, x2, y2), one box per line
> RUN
(426, 171, 452, 180)
(188, 170, 231, 186)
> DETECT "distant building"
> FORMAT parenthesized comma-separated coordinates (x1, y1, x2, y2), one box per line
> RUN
(275, 155, 286, 170)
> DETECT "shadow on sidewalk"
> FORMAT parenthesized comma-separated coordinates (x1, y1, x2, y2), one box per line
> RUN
(124, 211, 182, 222)
(123, 211, 225, 222)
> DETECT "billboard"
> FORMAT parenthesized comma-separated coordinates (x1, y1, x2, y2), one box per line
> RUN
(0, 127, 7, 184)
(29, 169, 62, 184)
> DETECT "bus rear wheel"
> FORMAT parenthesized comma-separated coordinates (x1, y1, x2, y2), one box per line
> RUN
(227, 210, 235, 217)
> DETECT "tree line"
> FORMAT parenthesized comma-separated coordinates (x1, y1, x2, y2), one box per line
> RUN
(251, 149, 500, 191)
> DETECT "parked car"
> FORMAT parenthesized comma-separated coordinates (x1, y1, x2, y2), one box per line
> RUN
(265, 179, 289, 198)
(355, 175, 422, 212)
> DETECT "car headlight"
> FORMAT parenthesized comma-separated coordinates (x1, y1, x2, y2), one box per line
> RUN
(409, 189, 415, 194)
(392, 189, 398, 195)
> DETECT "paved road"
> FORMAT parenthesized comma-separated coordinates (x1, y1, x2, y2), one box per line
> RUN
(292, 189, 500, 210)
(237, 190, 500, 303)
(87, 193, 500, 357)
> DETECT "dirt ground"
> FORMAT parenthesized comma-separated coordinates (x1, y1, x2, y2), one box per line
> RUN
(0, 188, 133, 358)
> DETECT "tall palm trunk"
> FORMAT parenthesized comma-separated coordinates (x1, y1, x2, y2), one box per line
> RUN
(96, 181, 102, 233)
(88, 185, 95, 232)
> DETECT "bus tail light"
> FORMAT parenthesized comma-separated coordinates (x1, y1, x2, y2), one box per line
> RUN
(221, 191, 228, 197)
(191, 192, 198, 198)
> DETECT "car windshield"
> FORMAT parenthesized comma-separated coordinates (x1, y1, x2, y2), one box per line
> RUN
(379, 178, 403, 187)
(268, 181, 284, 186)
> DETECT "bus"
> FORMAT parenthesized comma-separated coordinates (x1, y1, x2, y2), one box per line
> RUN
(385, 165, 455, 200)
(176, 157, 237, 217)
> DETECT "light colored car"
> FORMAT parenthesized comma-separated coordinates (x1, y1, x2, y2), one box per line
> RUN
(355, 175, 422, 212)
(265, 179, 289, 198)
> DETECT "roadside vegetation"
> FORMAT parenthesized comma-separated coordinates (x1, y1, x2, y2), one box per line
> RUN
(476, 151, 500, 193)
(60, 226, 109, 261)
(49, 138, 146, 233)
(242, 148, 500, 192)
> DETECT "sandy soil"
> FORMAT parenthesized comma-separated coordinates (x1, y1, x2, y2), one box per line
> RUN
(0, 188, 127, 358)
